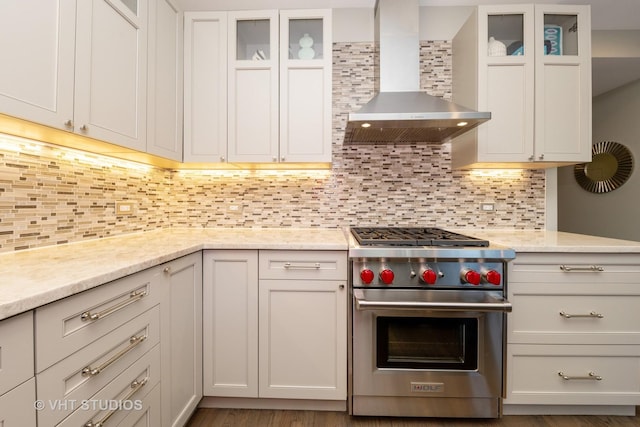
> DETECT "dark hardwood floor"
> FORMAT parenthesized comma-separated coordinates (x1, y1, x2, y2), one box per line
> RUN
(186, 408, 640, 427)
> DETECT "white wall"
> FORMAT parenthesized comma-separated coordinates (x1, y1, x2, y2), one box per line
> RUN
(557, 79, 640, 241)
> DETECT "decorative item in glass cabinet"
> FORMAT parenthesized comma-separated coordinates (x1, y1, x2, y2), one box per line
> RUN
(298, 33, 315, 59)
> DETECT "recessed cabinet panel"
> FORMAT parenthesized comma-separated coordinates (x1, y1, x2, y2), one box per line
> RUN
(283, 68, 326, 157)
(229, 68, 277, 161)
(482, 66, 529, 158)
(183, 12, 228, 162)
(539, 65, 582, 156)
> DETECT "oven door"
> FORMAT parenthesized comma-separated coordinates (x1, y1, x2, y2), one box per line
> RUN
(352, 288, 510, 401)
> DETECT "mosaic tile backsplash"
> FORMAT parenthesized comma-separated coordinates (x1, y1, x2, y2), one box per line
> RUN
(0, 42, 545, 252)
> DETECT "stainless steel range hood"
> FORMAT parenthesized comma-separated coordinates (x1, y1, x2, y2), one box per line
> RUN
(344, 0, 490, 144)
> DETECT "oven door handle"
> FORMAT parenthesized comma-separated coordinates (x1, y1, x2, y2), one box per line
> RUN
(353, 289, 512, 313)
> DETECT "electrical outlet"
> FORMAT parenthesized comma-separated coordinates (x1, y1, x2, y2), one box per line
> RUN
(480, 203, 495, 212)
(227, 204, 243, 215)
(115, 201, 135, 215)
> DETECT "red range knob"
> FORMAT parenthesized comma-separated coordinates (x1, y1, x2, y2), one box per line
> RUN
(421, 269, 437, 285)
(379, 269, 395, 285)
(462, 269, 481, 285)
(360, 269, 375, 284)
(485, 270, 502, 285)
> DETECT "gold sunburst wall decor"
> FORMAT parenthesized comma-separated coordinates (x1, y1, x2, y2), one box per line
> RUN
(574, 141, 634, 193)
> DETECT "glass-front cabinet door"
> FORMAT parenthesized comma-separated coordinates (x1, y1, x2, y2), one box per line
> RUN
(279, 10, 332, 163)
(227, 10, 279, 163)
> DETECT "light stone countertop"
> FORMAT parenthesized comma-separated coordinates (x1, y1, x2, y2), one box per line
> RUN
(0, 227, 349, 321)
(453, 229, 640, 253)
(3, 227, 640, 322)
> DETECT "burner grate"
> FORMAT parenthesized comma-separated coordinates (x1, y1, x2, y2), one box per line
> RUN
(351, 227, 489, 247)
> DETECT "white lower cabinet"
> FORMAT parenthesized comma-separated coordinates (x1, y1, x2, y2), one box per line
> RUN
(203, 250, 259, 397)
(203, 250, 347, 401)
(0, 378, 37, 427)
(160, 252, 203, 427)
(504, 252, 640, 413)
(31, 253, 203, 427)
(0, 311, 36, 426)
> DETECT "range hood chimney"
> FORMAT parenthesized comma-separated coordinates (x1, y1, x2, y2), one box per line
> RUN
(344, 0, 490, 144)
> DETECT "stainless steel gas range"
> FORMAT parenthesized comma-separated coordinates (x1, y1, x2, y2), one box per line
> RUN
(347, 227, 516, 419)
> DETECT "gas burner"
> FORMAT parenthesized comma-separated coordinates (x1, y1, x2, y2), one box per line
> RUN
(350, 227, 489, 247)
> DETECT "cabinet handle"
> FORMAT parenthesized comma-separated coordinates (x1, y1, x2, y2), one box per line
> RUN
(220, 156, 225, 162)
(272, 156, 277, 162)
(558, 371, 602, 381)
(163, 267, 171, 274)
(84, 376, 148, 427)
(281, 156, 285, 162)
(560, 265, 604, 272)
(528, 155, 535, 161)
(559, 311, 604, 319)
(64, 119, 73, 128)
(539, 153, 545, 160)
(81, 334, 147, 377)
(339, 284, 345, 290)
(80, 289, 147, 322)
(283, 262, 321, 270)
(80, 124, 89, 132)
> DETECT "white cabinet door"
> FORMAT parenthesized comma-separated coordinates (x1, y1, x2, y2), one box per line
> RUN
(183, 11, 228, 163)
(74, 0, 147, 151)
(0, 378, 37, 427)
(203, 250, 259, 397)
(147, 0, 183, 161)
(160, 253, 203, 427)
(227, 10, 279, 163)
(0, 0, 75, 130)
(279, 10, 332, 163)
(533, 4, 591, 163)
(258, 279, 347, 400)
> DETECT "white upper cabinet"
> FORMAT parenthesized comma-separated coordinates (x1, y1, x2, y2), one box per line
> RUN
(75, 0, 148, 151)
(0, 0, 76, 130)
(0, 0, 148, 152)
(279, 10, 332, 163)
(183, 11, 228, 163)
(452, 4, 591, 169)
(184, 9, 332, 165)
(227, 10, 280, 163)
(147, 0, 183, 161)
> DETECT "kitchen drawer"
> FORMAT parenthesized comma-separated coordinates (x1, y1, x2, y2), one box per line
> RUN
(259, 250, 347, 280)
(509, 282, 640, 344)
(36, 306, 160, 427)
(506, 344, 640, 406)
(0, 311, 34, 396)
(509, 253, 640, 284)
(116, 383, 161, 427)
(0, 377, 36, 427)
(35, 266, 162, 372)
(57, 344, 160, 427)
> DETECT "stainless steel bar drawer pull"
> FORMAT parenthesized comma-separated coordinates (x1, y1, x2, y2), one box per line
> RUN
(283, 262, 321, 270)
(82, 334, 148, 377)
(558, 371, 602, 381)
(560, 265, 604, 272)
(559, 311, 604, 319)
(80, 289, 147, 322)
(84, 376, 148, 427)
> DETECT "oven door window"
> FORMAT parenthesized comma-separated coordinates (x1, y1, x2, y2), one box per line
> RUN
(376, 316, 478, 371)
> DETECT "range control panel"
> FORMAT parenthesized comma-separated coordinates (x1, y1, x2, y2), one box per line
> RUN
(351, 258, 505, 290)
